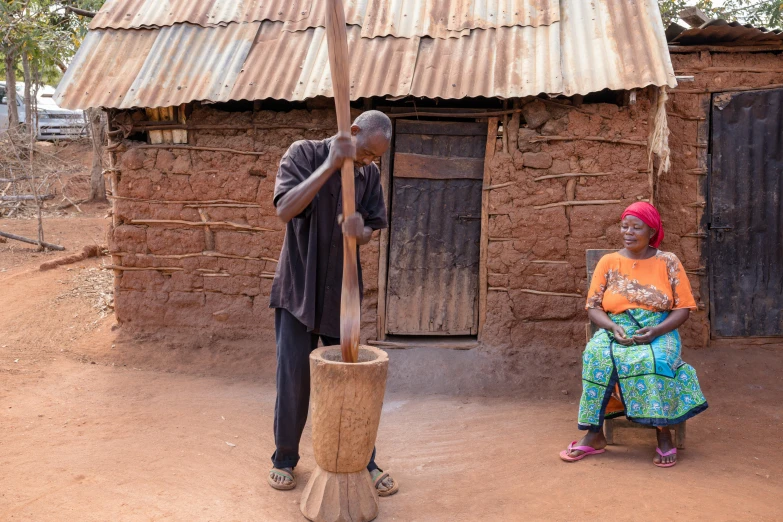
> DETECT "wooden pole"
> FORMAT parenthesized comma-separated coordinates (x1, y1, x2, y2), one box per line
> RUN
(0, 230, 65, 251)
(325, 0, 360, 363)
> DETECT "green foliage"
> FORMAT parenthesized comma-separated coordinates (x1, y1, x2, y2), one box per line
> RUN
(658, 0, 783, 29)
(1, 0, 107, 86)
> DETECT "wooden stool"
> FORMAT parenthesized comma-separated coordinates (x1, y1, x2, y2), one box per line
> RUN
(604, 418, 686, 449)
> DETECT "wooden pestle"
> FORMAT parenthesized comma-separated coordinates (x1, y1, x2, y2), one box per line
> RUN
(325, 0, 360, 363)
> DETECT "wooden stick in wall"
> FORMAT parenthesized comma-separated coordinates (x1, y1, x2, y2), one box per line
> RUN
(106, 130, 123, 294)
(112, 251, 278, 263)
(487, 288, 582, 298)
(376, 148, 392, 341)
(135, 144, 268, 156)
(673, 83, 783, 94)
(518, 289, 582, 298)
(675, 67, 783, 73)
(483, 181, 515, 190)
(102, 265, 184, 272)
(530, 136, 648, 146)
(132, 123, 335, 132)
(110, 196, 258, 206)
(387, 109, 522, 119)
(478, 117, 499, 339)
(183, 203, 261, 209)
(533, 172, 616, 182)
(668, 113, 706, 121)
(129, 219, 278, 232)
(533, 199, 621, 210)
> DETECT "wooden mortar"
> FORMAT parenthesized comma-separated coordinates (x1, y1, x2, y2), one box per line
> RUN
(300, 345, 389, 522)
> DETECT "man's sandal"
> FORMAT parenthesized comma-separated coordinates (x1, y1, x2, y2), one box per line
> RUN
(373, 471, 399, 497)
(654, 447, 677, 468)
(267, 468, 296, 490)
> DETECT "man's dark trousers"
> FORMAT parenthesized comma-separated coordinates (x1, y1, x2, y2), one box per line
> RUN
(272, 308, 379, 471)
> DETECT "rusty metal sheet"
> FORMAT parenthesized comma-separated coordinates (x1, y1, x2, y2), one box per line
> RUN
(385, 177, 483, 335)
(90, 0, 558, 36)
(125, 22, 259, 108)
(385, 120, 486, 336)
(89, 0, 312, 29)
(57, 0, 677, 108)
(670, 19, 783, 46)
(560, 0, 677, 95)
(230, 23, 418, 102)
(410, 25, 563, 98)
(53, 29, 156, 110)
(285, 0, 558, 38)
(709, 88, 783, 337)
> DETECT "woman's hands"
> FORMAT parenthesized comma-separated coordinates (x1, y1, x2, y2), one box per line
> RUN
(588, 308, 635, 345)
(631, 326, 659, 344)
(611, 324, 636, 346)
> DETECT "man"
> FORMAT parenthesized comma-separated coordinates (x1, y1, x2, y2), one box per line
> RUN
(267, 110, 398, 496)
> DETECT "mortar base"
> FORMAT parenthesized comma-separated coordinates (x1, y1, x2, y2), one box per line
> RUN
(300, 465, 379, 522)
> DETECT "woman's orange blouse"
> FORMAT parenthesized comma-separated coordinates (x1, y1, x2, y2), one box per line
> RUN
(586, 251, 697, 314)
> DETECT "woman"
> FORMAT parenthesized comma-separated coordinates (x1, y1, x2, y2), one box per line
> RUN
(560, 202, 708, 468)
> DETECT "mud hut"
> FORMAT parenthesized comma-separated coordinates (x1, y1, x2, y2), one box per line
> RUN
(663, 16, 783, 344)
(55, 0, 732, 359)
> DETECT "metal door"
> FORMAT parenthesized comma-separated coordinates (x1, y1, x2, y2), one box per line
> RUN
(385, 120, 486, 335)
(710, 88, 783, 337)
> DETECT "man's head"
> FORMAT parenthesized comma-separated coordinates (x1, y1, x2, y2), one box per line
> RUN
(350, 110, 392, 166)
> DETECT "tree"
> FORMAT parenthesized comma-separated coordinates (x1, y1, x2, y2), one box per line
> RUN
(658, 0, 783, 28)
(3, 49, 19, 128)
(87, 107, 106, 201)
(2, 0, 108, 201)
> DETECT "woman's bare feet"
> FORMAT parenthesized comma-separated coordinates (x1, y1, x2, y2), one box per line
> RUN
(654, 427, 677, 466)
(563, 430, 607, 458)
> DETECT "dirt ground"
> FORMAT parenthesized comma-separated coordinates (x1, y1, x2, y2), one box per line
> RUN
(2, 196, 783, 520)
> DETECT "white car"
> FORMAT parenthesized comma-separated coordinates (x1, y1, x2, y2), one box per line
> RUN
(0, 82, 87, 140)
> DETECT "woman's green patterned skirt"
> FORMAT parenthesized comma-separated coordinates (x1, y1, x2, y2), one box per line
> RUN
(578, 309, 708, 431)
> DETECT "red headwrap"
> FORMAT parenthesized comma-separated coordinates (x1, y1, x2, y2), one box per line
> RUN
(621, 202, 664, 248)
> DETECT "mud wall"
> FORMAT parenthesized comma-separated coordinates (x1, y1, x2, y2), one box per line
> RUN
(664, 49, 783, 346)
(110, 105, 381, 342)
(110, 80, 740, 352)
(480, 90, 688, 356)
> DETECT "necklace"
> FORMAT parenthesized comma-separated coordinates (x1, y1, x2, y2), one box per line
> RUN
(632, 261, 638, 269)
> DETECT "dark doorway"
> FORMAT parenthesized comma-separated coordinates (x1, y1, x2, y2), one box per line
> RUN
(710, 88, 783, 337)
(385, 119, 487, 336)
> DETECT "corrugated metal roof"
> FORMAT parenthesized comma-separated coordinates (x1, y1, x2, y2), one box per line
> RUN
(560, 0, 676, 95)
(125, 22, 259, 108)
(89, 0, 313, 30)
(54, 29, 157, 109)
(56, 0, 676, 109)
(91, 0, 559, 36)
(668, 19, 783, 46)
(283, 0, 559, 38)
(410, 25, 563, 98)
(230, 23, 420, 101)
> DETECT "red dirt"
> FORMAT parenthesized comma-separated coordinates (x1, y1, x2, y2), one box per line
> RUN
(2, 209, 783, 521)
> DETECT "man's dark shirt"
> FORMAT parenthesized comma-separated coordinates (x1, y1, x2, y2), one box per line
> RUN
(269, 137, 388, 338)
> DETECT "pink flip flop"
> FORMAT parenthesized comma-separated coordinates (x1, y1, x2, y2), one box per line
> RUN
(654, 447, 677, 468)
(559, 441, 606, 462)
